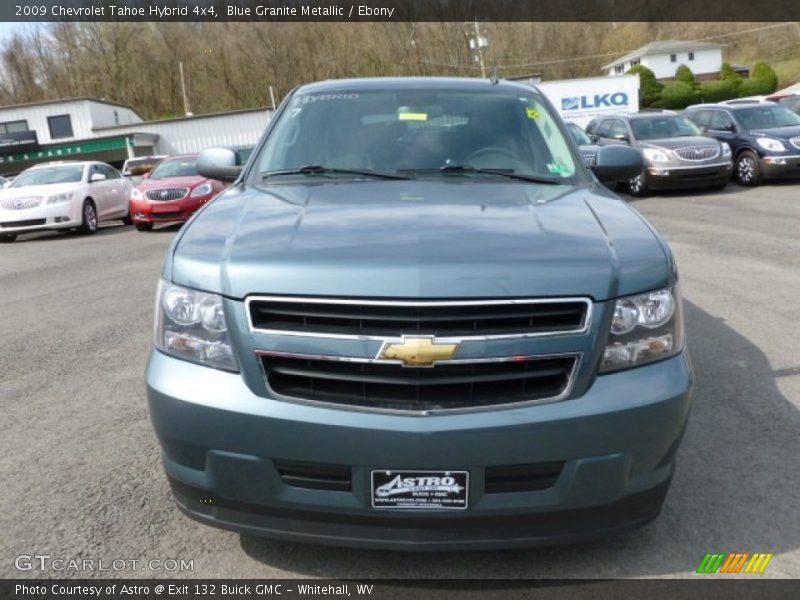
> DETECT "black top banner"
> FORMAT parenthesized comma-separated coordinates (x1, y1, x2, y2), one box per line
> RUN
(5, 0, 800, 22)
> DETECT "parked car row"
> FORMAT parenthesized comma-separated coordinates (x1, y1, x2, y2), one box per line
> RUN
(0, 147, 253, 242)
(568, 99, 800, 196)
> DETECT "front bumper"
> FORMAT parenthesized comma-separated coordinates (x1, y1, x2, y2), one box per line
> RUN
(130, 195, 210, 224)
(645, 161, 732, 191)
(759, 154, 800, 179)
(0, 203, 81, 233)
(146, 349, 693, 550)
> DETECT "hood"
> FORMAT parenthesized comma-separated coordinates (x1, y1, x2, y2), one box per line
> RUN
(0, 182, 83, 198)
(168, 180, 671, 302)
(749, 124, 800, 139)
(138, 175, 207, 190)
(640, 136, 719, 150)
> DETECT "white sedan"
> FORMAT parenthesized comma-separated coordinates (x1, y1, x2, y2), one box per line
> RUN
(0, 161, 132, 242)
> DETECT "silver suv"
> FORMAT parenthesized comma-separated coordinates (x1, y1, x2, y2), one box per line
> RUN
(586, 111, 733, 196)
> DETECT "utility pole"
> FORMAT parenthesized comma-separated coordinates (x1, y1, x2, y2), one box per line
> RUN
(179, 61, 192, 117)
(468, 21, 488, 78)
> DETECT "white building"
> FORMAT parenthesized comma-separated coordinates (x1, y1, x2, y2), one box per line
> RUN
(0, 97, 272, 175)
(603, 41, 724, 81)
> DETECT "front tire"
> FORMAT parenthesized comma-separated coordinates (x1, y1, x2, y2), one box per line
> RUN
(628, 172, 649, 197)
(0, 233, 16, 243)
(135, 222, 153, 232)
(735, 150, 762, 186)
(78, 200, 98, 235)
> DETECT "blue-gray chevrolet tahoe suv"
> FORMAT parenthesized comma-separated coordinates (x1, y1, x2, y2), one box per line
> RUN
(146, 77, 693, 550)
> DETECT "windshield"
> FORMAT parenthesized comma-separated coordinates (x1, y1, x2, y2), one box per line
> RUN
(567, 123, 592, 146)
(124, 157, 164, 176)
(631, 116, 701, 140)
(256, 88, 577, 180)
(11, 165, 84, 187)
(150, 158, 198, 179)
(737, 105, 800, 130)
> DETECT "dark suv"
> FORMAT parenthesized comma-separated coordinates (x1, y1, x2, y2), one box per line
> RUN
(586, 111, 732, 196)
(686, 102, 800, 185)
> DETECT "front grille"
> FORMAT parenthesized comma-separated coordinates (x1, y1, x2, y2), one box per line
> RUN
(144, 188, 188, 201)
(1, 219, 45, 228)
(261, 353, 577, 412)
(0, 197, 42, 210)
(674, 145, 720, 161)
(790, 136, 800, 150)
(273, 459, 351, 491)
(150, 211, 183, 220)
(247, 297, 589, 339)
(485, 462, 565, 493)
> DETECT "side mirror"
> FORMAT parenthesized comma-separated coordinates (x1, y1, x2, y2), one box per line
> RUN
(90, 173, 107, 182)
(590, 145, 643, 182)
(141, 171, 150, 180)
(589, 134, 599, 143)
(198, 147, 241, 182)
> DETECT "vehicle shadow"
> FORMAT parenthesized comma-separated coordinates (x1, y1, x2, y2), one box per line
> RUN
(10, 222, 131, 243)
(9, 221, 184, 243)
(621, 183, 751, 204)
(239, 300, 800, 577)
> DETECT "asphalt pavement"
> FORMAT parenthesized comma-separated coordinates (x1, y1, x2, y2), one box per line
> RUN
(1, 183, 798, 578)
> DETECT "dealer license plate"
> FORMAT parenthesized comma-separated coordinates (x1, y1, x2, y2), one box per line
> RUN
(371, 470, 469, 510)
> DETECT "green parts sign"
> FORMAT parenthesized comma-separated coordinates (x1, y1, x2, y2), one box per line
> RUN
(0, 136, 129, 164)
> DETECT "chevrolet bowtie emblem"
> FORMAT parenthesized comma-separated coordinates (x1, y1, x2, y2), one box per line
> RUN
(378, 336, 459, 368)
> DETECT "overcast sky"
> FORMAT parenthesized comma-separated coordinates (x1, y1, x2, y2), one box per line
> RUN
(0, 21, 31, 41)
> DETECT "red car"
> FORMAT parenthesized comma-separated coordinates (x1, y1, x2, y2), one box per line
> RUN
(129, 154, 226, 231)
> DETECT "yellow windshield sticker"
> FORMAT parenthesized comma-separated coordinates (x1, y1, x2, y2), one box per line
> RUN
(526, 107, 541, 120)
(398, 112, 428, 121)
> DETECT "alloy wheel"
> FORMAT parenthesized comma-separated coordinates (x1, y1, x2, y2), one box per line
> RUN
(85, 204, 97, 232)
(737, 156, 756, 184)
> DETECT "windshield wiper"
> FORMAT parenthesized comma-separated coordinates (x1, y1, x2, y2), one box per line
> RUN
(261, 165, 410, 180)
(401, 165, 563, 184)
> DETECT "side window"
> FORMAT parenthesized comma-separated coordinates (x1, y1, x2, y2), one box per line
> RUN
(101, 164, 120, 179)
(689, 110, 712, 129)
(89, 164, 108, 181)
(595, 119, 613, 138)
(610, 120, 629, 139)
(710, 111, 734, 131)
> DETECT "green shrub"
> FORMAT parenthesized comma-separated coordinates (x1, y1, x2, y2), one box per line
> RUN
(750, 61, 778, 93)
(675, 64, 697, 88)
(738, 77, 774, 97)
(627, 64, 663, 107)
(653, 81, 699, 109)
(720, 62, 743, 90)
(698, 79, 738, 103)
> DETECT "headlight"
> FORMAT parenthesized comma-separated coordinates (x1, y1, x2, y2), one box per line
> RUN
(599, 285, 684, 374)
(721, 142, 732, 157)
(642, 148, 670, 163)
(190, 182, 213, 197)
(47, 192, 74, 204)
(154, 280, 238, 372)
(756, 137, 785, 152)
(131, 188, 144, 201)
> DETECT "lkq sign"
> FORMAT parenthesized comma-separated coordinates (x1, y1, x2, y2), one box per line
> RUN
(538, 74, 641, 128)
